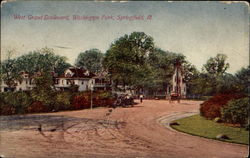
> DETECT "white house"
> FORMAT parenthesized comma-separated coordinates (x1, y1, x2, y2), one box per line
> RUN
(54, 67, 95, 91)
(0, 71, 35, 92)
(54, 68, 111, 92)
(0, 67, 111, 92)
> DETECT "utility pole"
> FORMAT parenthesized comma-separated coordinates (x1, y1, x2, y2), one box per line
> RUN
(90, 80, 94, 110)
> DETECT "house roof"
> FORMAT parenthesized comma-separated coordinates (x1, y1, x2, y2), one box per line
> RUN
(57, 67, 96, 79)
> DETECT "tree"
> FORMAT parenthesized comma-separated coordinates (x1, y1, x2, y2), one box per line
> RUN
(15, 47, 71, 75)
(198, 54, 230, 95)
(203, 54, 229, 76)
(1, 49, 21, 90)
(75, 49, 104, 73)
(31, 71, 55, 108)
(103, 32, 154, 90)
(1, 47, 71, 91)
(235, 66, 250, 94)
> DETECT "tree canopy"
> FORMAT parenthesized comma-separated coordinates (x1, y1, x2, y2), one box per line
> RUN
(203, 54, 229, 76)
(103, 32, 154, 90)
(75, 48, 104, 73)
(1, 47, 71, 88)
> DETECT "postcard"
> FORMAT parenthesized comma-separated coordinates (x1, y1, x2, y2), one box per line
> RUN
(0, 1, 249, 158)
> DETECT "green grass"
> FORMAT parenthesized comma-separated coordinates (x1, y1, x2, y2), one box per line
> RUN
(171, 115, 249, 145)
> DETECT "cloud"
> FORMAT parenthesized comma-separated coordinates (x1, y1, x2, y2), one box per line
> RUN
(52, 45, 72, 49)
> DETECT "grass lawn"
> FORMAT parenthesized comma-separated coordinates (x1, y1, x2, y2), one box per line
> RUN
(170, 114, 249, 145)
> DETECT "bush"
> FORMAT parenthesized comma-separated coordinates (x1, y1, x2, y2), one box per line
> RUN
(0, 90, 115, 115)
(200, 93, 245, 119)
(222, 97, 249, 129)
(71, 92, 91, 110)
(0, 103, 16, 115)
(52, 92, 72, 111)
(26, 101, 49, 113)
(97, 91, 113, 99)
(0, 91, 33, 114)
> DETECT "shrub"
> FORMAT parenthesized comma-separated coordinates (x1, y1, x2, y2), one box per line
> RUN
(0, 91, 33, 114)
(200, 93, 245, 119)
(26, 101, 49, 113)
(97, 91, 113, 99)
(52, 92, 72, 111)
(0, 103, 16, 115)
(71, 92, 91, 110)
(222, 97, 249, 129)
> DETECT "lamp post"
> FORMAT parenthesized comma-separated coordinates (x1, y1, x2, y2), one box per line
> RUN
(90, 81, 94, 110)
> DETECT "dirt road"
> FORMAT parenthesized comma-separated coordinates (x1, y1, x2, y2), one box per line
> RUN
(0, 100, 248, 158)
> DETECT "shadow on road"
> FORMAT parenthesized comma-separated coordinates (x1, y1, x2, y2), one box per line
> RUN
(0, 114, 125, 132)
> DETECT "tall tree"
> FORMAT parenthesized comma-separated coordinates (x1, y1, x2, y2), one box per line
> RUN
(1, 49, 21, 90)
(1, 47, 71, 91)
(103, 32, 154, 90)
(15, 47, 71, 75)
(235, 66, 250, 94)
(203, 54, 229, 76)
(31, 71, 55, 108)
(75, 49, 104, 73)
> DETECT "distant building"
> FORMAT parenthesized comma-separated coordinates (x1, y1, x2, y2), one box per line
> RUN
(54, 67, 95, 91)
(0, 67, 111, 92)
(91, 71, 111, 91)
(171, 61, 186, 98)
(0, 71, 36, 92)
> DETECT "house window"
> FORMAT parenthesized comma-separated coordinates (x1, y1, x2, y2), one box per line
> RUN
(65, 73, 71, 77)
(82, 81, 84, 85)
(26, 80, 28, 84)
(66, 80, 69, 85)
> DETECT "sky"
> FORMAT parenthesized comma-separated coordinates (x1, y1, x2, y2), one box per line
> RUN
(1, 1, 249, 74)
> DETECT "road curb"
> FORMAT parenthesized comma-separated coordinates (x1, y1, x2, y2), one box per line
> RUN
(157, 112, 248, 147)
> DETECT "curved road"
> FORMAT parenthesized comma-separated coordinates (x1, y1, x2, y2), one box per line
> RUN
(0, 100, 248, 158)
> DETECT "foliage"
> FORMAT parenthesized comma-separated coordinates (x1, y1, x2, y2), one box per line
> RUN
(0, 91, 33, 114)
(215, 73, 240, 93)
(235, 66, 250, 94)
(71, 92, 91, 109)
(171, 114, 249, 145)
(188, 53, 244, 96)
(0, 104, 16, 115)
(96, 91, 113, 99)
(53, 92, 72, 111)
(26, 101, 49, 113)
(31, 71, 55, 108)
(202, 54, 229, 76)
(75, 49, 104, 73)
(1, 47, 71, 91)
(222, 97, 249, 128)
(15, 47, 71, 75)
(103, 32, 154, 90)
(188, 54, 234, 96)
(200, 93, 246, 119)
(1, 58, 21, 89)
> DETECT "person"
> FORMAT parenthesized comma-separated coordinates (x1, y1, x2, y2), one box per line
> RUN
(139, 94, 143, 103)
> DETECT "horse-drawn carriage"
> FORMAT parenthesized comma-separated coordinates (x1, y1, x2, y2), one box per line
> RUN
(112, 93, 135, 108)
(169, 93, 181, 103)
